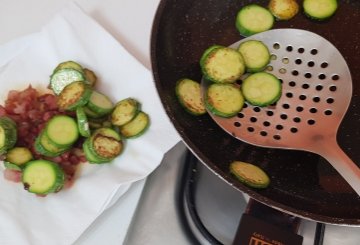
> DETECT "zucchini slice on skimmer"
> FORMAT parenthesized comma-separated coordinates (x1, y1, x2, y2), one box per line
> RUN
(119, 111, 150, 138)
(50, 68, 85, 95)
(22, 160, 65, 194)
(111, 98, 140, 126)
(230, 161, 270, 188)
(205, 83, 244, 118)
(200, 46, 246, 84)
(45, 115, 79, 147)
(57, 81, 92, 111)
(238, 40, 270, 73)
(175, 78, 206, 115)
(87, 91, 114, 116)
(241, 72, 282, 107)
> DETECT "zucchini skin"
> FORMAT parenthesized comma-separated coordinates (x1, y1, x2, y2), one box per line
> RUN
(22, 160, 65, 194)
(175, 78, 206, 116)
(0, 116, 17, 154)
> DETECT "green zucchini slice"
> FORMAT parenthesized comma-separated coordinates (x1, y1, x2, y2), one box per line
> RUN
(175, 78, 206, 115)
(93, 127, 121, 141)
(200, 46, 245, 84)
(76, 107, 91, 137)
(303, 0, 338, 20)
(83, 139, 108, 164)
(22, 160, 65, 194)
(268, 0, 299, 20)
(241, 72, 282, 107)
(5, 147, 33, 169)
(0, 116, 17, 154)
(119, 111, 150, 138)
(238, 40, 270, 73)
(87, 91, 114, 116)
(111, 98, 140, 126)
(54, 61, 83, 74)
(83, 106, 103, 119)
(45, 115, 79, 147)
(50, 68, 85, 95)
(230, 161, 270, 188)
(57, 81, 92, 111)
(236, 4, 274, 36)
(83, 68, 97, 87)
(205, 83, 244, 118)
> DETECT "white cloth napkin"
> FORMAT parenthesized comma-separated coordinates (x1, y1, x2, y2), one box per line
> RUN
(0, 2, 180, 245)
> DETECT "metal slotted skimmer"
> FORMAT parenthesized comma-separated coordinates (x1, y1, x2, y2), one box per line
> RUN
(202, 29, 360, 196)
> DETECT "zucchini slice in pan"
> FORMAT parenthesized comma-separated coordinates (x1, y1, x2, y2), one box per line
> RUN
(175, 78, 206, 115)
(230, 161, 270, 189)
(235, 4, 274, 36)
(268, 0, 299, 20)
(303, 0, 338, 20)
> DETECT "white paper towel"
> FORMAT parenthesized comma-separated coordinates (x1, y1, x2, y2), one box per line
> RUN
(0, 2, 180, 245)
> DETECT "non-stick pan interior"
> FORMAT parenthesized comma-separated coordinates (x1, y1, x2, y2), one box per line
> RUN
(151, 0, 360, 225)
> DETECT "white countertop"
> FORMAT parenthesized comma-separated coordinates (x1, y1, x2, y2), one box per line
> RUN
(0, 0, 161, 244)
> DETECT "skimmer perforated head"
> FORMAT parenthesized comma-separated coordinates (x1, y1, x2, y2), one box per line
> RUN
(203, 29, 360, 196)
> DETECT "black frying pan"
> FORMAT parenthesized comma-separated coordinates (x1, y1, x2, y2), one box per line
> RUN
(151, 0, 360, 225)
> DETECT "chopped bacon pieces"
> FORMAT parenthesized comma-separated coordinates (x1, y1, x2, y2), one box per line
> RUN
(2, 85, 87, 184)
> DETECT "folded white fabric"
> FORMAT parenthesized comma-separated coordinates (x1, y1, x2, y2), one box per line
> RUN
(0, 2, 180, 245)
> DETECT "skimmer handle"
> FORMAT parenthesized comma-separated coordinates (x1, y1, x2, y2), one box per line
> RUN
(316, 140, 360, 197)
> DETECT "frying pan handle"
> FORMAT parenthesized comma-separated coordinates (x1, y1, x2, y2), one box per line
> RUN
(317, 141, 360, 196)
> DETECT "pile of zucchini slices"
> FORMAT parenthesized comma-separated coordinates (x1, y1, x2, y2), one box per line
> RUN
(235, 0, 338, 37)
(176, 40, 281, 118)
(1, 61, 150, 196)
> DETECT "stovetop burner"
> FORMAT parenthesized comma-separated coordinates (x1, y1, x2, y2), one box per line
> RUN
(124, 142, 360, 245)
